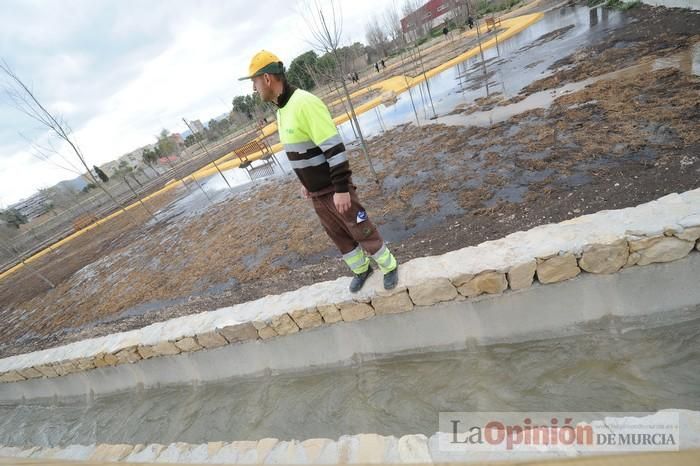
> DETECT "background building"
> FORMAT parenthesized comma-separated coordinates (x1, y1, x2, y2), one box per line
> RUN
(401, 0, 456, 34)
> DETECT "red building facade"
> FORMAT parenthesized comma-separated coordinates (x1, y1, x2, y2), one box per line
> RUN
(400, 0, 456, 34)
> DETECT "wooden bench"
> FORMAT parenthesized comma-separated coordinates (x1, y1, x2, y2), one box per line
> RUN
(233, 140, 269, 168)
(232, 139, 283, 180)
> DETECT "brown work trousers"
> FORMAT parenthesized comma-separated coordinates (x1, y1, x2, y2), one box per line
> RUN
(311, 188, 384, 256)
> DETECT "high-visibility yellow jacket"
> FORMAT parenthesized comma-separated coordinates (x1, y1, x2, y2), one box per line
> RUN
(276, 83, 351, 194)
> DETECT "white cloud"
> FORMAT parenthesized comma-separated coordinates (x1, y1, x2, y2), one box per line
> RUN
(0, 0, 401, 204)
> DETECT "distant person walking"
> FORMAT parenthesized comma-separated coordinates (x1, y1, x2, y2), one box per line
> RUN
(239, 50, 399, 292)
(467, 16, 474, 29)
(375, 62, 380, 73)
(381, 59, 386, 69)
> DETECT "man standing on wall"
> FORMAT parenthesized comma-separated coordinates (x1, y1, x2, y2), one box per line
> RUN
(239, 50, 399, 292)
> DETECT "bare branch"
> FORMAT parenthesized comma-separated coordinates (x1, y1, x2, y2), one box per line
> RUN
(0, 58, 155, 223)
(298, 0, 379, 183)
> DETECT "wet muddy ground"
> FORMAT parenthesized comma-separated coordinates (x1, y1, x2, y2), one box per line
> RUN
(0, 1, 698, 357)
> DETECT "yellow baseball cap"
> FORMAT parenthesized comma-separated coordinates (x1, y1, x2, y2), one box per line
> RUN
(238, 50, 285, 80)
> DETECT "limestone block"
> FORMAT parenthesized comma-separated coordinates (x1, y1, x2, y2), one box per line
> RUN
(196, 330, 228, 349)
(634, 237, 694, 266)
(270, 313, 300, 335)
(177, 443, 211, 463)
(0, 371, 26, 382)
(76, 357, 96, 371)
(337, 435, 359, 464)
(66, 360, 84, 374)
(451, 273, 474, 287)
(253, 320, 278, 340)
(318, 304, 342, 324)
(255, 437, 279, 463)
(628, 235, 662, 252)
(536, 253, 580, 284)
(154, 442, 192, 463)
(290, 307, 324, 329)
(579, 239, 629, 274)
(457, 271, 507, 297)
(125, 444, 166, 463)
(300, 438, 336, 463)
(174, 336, 202, 352)
(265, 440, 308, 464)
(34, 364, 58, 378)
(31, 447, 61, 458)
(150, 340, 181, 357)
(49, 444, 96, 460)
(398, 434, 432, 463)
(137, 345, 157, 359)
(209, 442, 247, 463)
(408, 278, 458, 306)
(675, 226, 700, 242)
(89, 443, 136, 462)
(355, 433, 396, 464)
(115, 346, 142, 364)
(93, 352, 119, 368)
(54, 360, 80, 376)
(219, 322, 259, 343)
(624, 251, 641, 268)
(371, 288, 414, 315)
(231, 440, 259, 463)
(207, 441, 225, 458)
(18, 367, 43, 379)
(507, 260, 537, 290)
(338, 302, 375, 322)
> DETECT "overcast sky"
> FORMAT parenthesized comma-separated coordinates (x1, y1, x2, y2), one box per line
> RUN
(0, 0, 401, 206)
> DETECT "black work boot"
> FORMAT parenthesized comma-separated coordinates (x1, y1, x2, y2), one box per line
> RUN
(383, 267, 398, 290)
(349, 266, 373, 293)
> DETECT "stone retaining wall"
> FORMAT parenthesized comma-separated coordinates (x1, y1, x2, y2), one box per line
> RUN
(1, 189, 699, 385)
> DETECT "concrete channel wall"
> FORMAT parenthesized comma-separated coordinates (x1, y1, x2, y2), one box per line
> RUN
(1, 189, 700, 401)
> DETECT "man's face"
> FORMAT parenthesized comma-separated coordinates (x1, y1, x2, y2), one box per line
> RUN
(252, 74, 274, 102)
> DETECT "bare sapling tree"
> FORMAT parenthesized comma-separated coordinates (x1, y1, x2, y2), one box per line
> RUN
(0, 59, 156, 224)
(366, 15, 390, 59)
(25, 130, 159, 225)
(301, 60, 359, 139)
(301, 0, 379, 183)
(183, 118, 232, 190)
(383, 5, 403, 46)
(0, 242, 55, 288)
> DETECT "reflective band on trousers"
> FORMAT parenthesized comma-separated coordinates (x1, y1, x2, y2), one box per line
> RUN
(343, 246, 370, 274)
(327, 152, 348, 167)
(371, 244, 397, 274)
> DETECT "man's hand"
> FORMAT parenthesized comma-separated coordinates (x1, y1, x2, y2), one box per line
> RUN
(300, 186, 310, 199)
(333, 192, 351, 214)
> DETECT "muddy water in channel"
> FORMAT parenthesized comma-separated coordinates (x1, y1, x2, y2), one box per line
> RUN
(1, 308, 699, 447)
